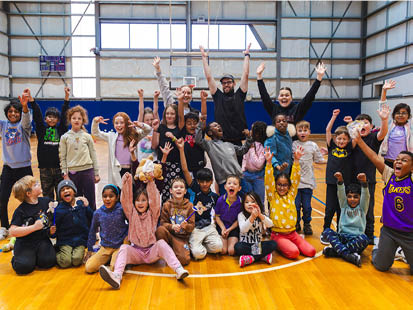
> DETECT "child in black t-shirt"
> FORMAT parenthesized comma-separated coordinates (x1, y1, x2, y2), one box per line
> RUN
(9, 176, 56, 274)
(30, 87, 70, 200)
(176, 138, 223, 260)
(321, 109, 353, 244)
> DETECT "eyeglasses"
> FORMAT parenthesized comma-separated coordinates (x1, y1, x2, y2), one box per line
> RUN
(395, 112, 409, 116)
(221, 81, 233, 85)
(276, 183, 289, 188)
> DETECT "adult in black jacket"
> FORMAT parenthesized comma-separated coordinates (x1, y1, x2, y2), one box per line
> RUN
(256, 62, 326, 136)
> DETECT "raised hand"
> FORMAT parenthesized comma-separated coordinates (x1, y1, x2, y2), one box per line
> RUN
(175, 87, 184, 102)
(152, 56, 161, 73)
(334, 172, 344, 182)
(151, 119, 160, 131)
(129, 120, 144, 129)
(357, 173, 367, 183)
(294, 145, 304, 161)
(315, 62, 327, 80)
(129, 139, 137, 153)
(332, 109, 340, 117)
(343, 116, 353, 123)
(76, 196, 89, 206)
(200, 90, 208, 100)
(320, 147, 328, 156)
(64, 87, 70, 100)
(199, 45, 208, 58)
(382, 79, 396, 91)
(378, 103, 390, 120)
(160, 141, 173, 156)
(243, 43, 251, 55)
(137, 89, 144, 98)
(278, 162, 289, 171)
(165, 131, 174, 139)
(154, 90, 160, 98)
(256, 62, 265, 78)
(94, 116, 109, 124)
(175, 137, 185, 149)
(264, 147, 273, 163)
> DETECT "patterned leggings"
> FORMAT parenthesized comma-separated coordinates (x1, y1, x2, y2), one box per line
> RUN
(323, 228, 369, 256)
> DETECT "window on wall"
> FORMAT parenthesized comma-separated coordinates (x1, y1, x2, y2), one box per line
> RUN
(192, 24, 270, 51)
(101, 23, 186, 49)
(71, 0, 96, 98)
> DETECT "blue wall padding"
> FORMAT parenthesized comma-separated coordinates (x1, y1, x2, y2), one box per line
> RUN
(36, 99, 360, 134)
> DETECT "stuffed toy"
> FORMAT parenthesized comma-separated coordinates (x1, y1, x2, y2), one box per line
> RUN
(134, 156, 163, 182)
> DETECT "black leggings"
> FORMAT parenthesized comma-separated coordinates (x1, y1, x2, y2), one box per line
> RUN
(0, 165, 33, 228)
(12, 238, 56, 275)
(234, 240, 277, 261)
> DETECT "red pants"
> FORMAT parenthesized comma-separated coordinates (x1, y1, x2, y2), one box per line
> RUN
(271, 231, 316, 259)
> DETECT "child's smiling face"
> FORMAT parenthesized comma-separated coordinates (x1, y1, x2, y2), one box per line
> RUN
(393, 153, 413, 178)
(170, 180, 186, 200)
(224, 177, 241, 198)
(7, 106, 21, 124)
(60, 186, 76, 205)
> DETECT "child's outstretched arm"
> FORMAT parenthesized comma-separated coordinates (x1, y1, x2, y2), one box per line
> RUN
(354, 130, 385, 174)
(195, 121, 208, 151)
(29, 94, 45, 133)
(130, 120, 152, 142)
(159, 141, 173, 164)
(19, 89, 32, 134)
(377, 103, 390, 141)
(91, 116, 110, 141)
(380, 79, 396, 102)
(289, 146, 303, 197)
(357, 173, 370, 214)
(153, 90, 160, 120)
(264, 147, 277, 202)
(234, 133, 253, 156)
(326, 109, 340, 146)
(200, 90, 208, 129)
(151, 119, 160, 150)
(59, 87, 70, 132)
(334, 172, 347, 209)
(120, 172, 133, 220)
(152, 56, 175, 106)
(147, 179, 161, 226)
(137, 89, 144, 122)
(176, 138, 193, 186)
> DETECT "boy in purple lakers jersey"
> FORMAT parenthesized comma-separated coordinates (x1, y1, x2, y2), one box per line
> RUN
(354, 131, 413, 274)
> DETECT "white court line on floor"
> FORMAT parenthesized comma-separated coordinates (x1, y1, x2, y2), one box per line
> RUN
(124, 203, 330, 279)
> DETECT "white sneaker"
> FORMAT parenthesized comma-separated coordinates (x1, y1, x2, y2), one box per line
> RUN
(0, 227, 8, 241)
(395, 247, 407, 264)
(372, 236, 379, 251)
(99, 265, 121, 289)
(175, 266, 189, 280)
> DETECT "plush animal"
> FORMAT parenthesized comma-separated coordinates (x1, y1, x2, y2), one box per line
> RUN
(134, 156, 163, 182)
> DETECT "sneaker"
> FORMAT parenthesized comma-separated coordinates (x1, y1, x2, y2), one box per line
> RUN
(322, 246, 339, 257)
(239, 255, 254, 267)
(0, 227, 8, 241)
(395, 247, 407, 264)
(372, 236, 379, 251)
(263, 253, 273, 265)
(99, 265, 121, 289)
(175, 266, 189, 280)
(343, 253, 361, 267)
(303, 223, 313, 236)
(296, 222, 302, 233)
(320, 232, 330, 245)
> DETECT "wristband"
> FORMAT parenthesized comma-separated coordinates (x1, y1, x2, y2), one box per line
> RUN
(244, 53, 250, 58)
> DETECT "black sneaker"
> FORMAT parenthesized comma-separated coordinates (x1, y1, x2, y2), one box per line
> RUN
(320, 232, 330, 245)
(296, 222, 302, 232)
(303, 223, 313, 235)
(343, 253, 361, 267)
(323, 246, 339, 257)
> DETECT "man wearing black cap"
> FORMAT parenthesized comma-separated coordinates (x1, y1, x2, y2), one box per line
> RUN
(200, 44, 251, 163)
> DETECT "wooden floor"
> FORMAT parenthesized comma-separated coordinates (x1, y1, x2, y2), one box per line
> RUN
(0, 137, 412, 310)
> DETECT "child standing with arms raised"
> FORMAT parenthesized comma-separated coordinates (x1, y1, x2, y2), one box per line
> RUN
(0, 89, 33, 233)
(31, 87, 70, 199)
(59, 105, 100, 210)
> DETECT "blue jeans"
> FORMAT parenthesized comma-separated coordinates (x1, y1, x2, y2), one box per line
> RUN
(243, 170, 265, 203)
(218, 178, 249, 198)
(295, 188, 313, 224)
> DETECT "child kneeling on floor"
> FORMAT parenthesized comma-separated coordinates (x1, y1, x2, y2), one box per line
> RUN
(322, 172, 370, 267)
(100, 173, 188, 289)
(9, 176, 56, 274)
(52, 180, 93, 268)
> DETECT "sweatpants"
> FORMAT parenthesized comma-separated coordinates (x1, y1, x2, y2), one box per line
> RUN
(155, 225, 191, 266)
(56, 245, 85, 268)
(12, 238, 56, 275)
(323, 184, 341, 230)
(364, 183, 376, 239)
(234, 240, 277, 261)
(372, 226, 413, 274)
(113, 241, 181, 275)
(68, 168, 96, 210)
(189, 224, 223, 260)
(0, 165, 33, 228)
(39, 167, 63, 200)
(323, 228, 369, 256)
(85, 246, 120, 273)
(271, 231, 316, 259)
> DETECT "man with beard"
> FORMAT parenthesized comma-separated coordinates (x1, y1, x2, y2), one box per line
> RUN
(200, 44, 251, 164)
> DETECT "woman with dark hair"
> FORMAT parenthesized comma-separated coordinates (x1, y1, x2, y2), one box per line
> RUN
(256, 62, 326, 136)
